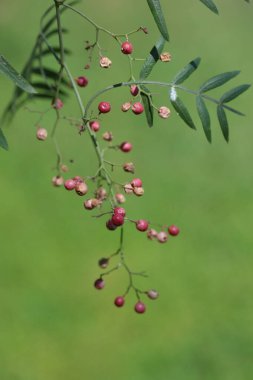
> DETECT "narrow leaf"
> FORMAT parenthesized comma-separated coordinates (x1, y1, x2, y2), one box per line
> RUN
(200, 71, 240, 93)
(170, 97, 196, 129)
(140, 86, 154, 127)
(140, 36, 165, 79)
(45, 27, 69, 39)
(217, 105, 229, 142)
(199, 0, 219, 14)
(0, 128, 8, 150)
(220, 84, 251, 103)
(35, 47, 71, 58)
(0, 55, 37, 94)
(172, 57, 201, 85)
(196, 95, 211, 142)
(146, 0, 169, 41)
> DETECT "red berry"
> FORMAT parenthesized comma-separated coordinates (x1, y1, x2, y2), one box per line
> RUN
(114, 296, 125, 307)
(136, 219, 149, 232)
(106, 219, 118, 231)
(94, 278, 105, 290)
(89, 120, 100, 132)
(111, 214, 124, 226)
(121, 41, 133, 54)
(64, 178, 76, 190)
(120, 142, 132, 153)
(130, 85, 139, 97)
(98, 101, 111, 113)
(113, 207, 126, 217)
(132, 102, 144, 115)
(98, 257, 109, 269)
(147, 289, 159, 300)
(134, 301, 146, 314)
(76, 76, 89, 87)
(168, 225, 180, 236)
(131, 178, 142, 188)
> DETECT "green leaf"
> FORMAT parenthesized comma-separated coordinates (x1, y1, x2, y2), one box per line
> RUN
(220, 84, 251, 103)
(172, 57, 201, 85)
(0, 128, 8, 150)
(199, 0, 219, 14)
(140, 86, 154, 127)
(196, 95, 211, 142)
(170, 96, 196, 130)
(199, 71, 240, 93)
(146, 0, 169, 41)
(217, 105, 229, 142)
(140, 36, 165, 79)
(0, 55, 37, 94)
(35, 47, 71, 58)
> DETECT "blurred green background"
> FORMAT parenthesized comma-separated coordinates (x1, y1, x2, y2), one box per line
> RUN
(1, 1, 253, 379)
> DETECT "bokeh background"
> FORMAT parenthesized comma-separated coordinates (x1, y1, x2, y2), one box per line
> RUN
(1, 1, 253, 379)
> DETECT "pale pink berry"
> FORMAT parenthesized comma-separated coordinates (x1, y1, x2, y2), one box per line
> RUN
(121, 41, 133, 54)
(75, 181, 88, 196)
(123, 162, 135, 173)
(98, 101, 111, 113)
(114, 296, 125, 307)
(95, 187, 107, 201)
(131, 178, 142, 188)
(115, 193, 126, 204)
(157, 231, 168, 243)
(133, 187, 144, 196)
(147, 229, 157, 240)
(61, 164, 68, 173)
(106, 219, 117, 231)
(102, 131, 113, 141)
(98, 257, 109, 269)
(147, 289, 159, 300)
(121, 102, 131, 112)
(99, 56, 112, 68)
(158, 106, 171, 119)
(52, 98, 63, 110)
(134, 301, 146, 314)
(64, 178, 76, 190)
(52, 176, 64, 187)
(160, 52, 172, 62)
(94, 278, 105, 290)
(76, 76, 89, 87)
(130, 85, 139, 97)
(168, 225, 180, 236)
(36, 128, 47, 141)
(84, 199, 100, 210)
(132, 102, 144, 115)
(120, 142, 132, 153)
(113, 207, 126, 217)
(111, 214, 124, 226)
(89, 120, 100, 132)
(136, 219, 149, 232)
(124, 183, 133, 194)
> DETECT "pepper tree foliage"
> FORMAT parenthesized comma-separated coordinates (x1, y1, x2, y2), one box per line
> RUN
(0, 0, 251, 312)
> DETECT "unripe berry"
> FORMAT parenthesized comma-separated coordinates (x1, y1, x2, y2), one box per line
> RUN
(120, 142, 132, 153)
(147, 229, 157, 240)
(76, 76, 89, 87)
(94, 278, 105, 290)
(121, 102, 131, 112)
(168, 225, 180, 236)
(130, 85, 139, 97)
(132, 102, 144, 115)
(123, 162, 135, 173)
(133, 187, 144, 196)
(64, 178, 76, 190)
(114, 296, 125, 307)
(113, 207, 126, 217)
(95, 187, 107, 201)
(147, 289, 159, 300)
(36, 128, 47, 141)
(52, 175, 64, 187)
(134, 301, 146, 314)
(99, 56, 112, 68)
(103, 131, 113, 141)
(84, 199, 100, 210)
(158, 106, 171, 119)
(121, 41, 133, 55)
(111, 214, 124, 226)
(116, 193, 126, 204)
(98, 101, 111, 114)
(124, 183, 133, 194)
(98, 257, 109, 269)
(52, 98, 63, 110)
(136, 219, 149, 232)
(89, 120, 100, 132)
(157, 231, 168, 243)
(106, 219, 118, 231)
(75, 181, 88, 196)
(131, 178, 142, 188)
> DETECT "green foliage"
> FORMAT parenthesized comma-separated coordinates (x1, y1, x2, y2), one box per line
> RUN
(199, 0, 250, 14)
(140, 86, 154, 127)
(172, 57, 201, 85)
(0, 128, 8, 150)
(146, 0, 169, 41)
(139, 36, 165, 79)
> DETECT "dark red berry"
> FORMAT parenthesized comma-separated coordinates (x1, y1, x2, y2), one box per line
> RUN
(120, 142, 133, 153)
(130, 85, 139, 97)
(76, 76, 89, 87)
(98, 101, 111, 113)
(113, 207, 126, 217)
(94, 278, 105, 290)
(136, 219, 149, 232)
(121, 41, 133, 54)
(106, 219, 118, 231)
(168, 225, 180, 236)
(98, 257, 109, 269)
(64, 178, 76, 190)
(114, 296, 125, 307)
(134, 301, 146, 314)
(132, 102, 144, 115)
(111, 214, 124, 226)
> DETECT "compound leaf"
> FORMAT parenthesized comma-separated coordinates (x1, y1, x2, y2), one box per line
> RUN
(220, 84, 251, 103)
(200, 71, 240, 93)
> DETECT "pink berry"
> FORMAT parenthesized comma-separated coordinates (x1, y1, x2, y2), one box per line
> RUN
(75, 181, 88, 196)
(147, 229, 157, 240)
(124, 183, 134, 194)
(52, 98, 63, 110)
(76, 76, 89, 87)
(64, 178, 76, 190)
(130, 85, 139, 97)
(120, 142, 132, 153)
(132, 102, 144, 115)
(98, 257, 109, 269)
(115, 193, 126, 204)
(113, 207, 126, 217)
(136, 219, 149, 232)
(168, 225, 180, 236)
(106, 219, 118, 231)
(103, 131, 113, 141)
(114, 296, 125, 307)
(147, 289, 159, 300)
(131, 178, 142, 188)
(121, 102, 131, 112)
(36, 128, 47, 141)
(157, 231, 168, 243)
(123, 162, 135, 173)
(133, 187, 144, 196)
(134, 301, 146, 314)
(98, 101, 111, 113)
(72, 176, 83, 183)
(111, 214, 124, 226)
(52, 176, 64, 187)
(94, 278, 105, 290)
(89, 120, 100, 132)
(121, 41, 133, 54)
